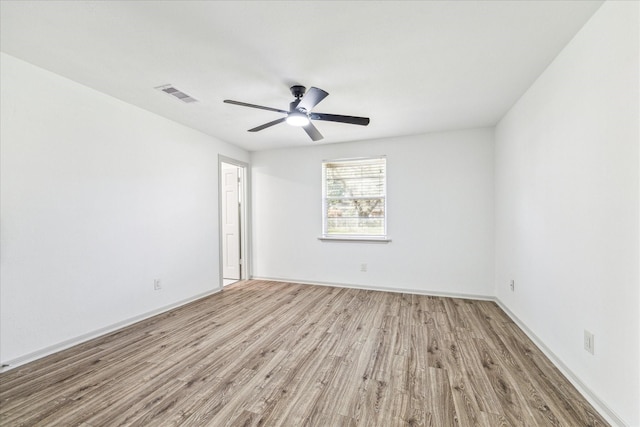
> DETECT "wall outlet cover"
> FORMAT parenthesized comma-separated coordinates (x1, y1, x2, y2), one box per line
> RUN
(584, 330, 594, 355)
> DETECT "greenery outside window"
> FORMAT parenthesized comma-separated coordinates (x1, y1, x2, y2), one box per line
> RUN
(321, 157, 388, 240)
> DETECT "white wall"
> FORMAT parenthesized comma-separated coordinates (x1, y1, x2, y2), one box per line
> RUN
(0, 53, 249, 364)
(251, 128, 494, 297)
(494, 2, 639, 425)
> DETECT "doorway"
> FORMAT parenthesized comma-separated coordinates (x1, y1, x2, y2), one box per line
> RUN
(218, 157, 249, 287)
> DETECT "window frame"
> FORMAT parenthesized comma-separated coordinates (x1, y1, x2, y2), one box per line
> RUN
(319, 156, 391, 243)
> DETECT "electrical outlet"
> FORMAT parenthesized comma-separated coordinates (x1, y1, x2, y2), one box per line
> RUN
(360, 263, 368, 272)
(584, 330, 594, 355)
(509, 280, 515, 291)
(154, 279, 162, 290)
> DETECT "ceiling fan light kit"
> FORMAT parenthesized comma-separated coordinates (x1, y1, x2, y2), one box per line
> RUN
(224, 85, 370, 142)
(285, 112, 310, 127)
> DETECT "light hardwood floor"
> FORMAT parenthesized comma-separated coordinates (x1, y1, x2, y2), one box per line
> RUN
(0, 280, 608, 426)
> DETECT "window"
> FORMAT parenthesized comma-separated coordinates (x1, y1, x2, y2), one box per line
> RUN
(322, 157, 387, 240)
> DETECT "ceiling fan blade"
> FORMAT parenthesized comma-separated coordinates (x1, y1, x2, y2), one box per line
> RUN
(248, 117, 286, 132)
(224, 99, 288, 114)
(303, 122, 323, 141)
(297, 87, 329, 112)
(310, 112, 370, 126)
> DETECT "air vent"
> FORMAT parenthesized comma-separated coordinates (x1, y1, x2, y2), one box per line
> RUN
(155, 84, 198, 103)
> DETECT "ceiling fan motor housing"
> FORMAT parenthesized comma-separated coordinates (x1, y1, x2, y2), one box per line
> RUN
(290, 100, 302, 112)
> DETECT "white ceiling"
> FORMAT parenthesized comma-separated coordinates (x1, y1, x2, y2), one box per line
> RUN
(1, 0, 603, 152)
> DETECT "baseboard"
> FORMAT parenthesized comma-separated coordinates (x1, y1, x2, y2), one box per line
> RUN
(0, 287, 222, 373)
(1, 280, 626, 426)
(251, 275, 494, 301)
(252, 276, 626, 426)
(493, 298, 627, 427)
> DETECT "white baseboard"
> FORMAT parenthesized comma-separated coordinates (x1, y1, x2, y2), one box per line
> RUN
(253, 276, 626, 426)
(493, 298, 627, 427)
(251, 276, 494, 301)
(1, 278, 626, 426)
(0, 287, 222, 373)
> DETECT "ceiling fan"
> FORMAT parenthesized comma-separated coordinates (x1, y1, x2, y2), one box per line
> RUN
(224, 85, 370, 142)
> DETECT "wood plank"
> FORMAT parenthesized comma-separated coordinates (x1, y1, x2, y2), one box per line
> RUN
(0, 280, 610, 426)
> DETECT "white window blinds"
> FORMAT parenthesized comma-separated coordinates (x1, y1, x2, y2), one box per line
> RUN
(322, 157, 387, 237)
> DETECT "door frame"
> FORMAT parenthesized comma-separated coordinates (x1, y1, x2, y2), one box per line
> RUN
(218, 155, 251, 289)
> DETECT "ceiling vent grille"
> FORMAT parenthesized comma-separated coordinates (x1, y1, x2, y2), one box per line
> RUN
(155, 84, 198, 103)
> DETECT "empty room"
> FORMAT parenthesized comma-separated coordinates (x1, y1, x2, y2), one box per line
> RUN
(0, 1, 638, 426)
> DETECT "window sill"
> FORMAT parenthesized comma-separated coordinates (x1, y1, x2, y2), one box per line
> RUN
(318, 235, 392, 243)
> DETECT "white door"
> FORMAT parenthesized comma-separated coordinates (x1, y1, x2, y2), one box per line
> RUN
(222, 163, 240, 280)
